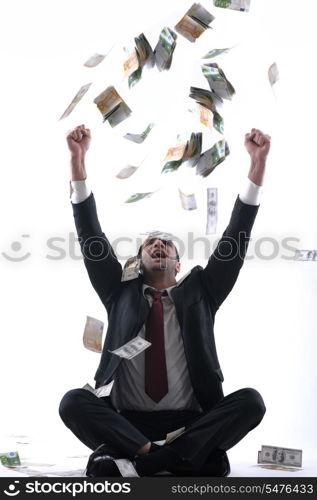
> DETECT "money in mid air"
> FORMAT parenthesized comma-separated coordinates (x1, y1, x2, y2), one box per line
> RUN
(213, 0, 251, 12)
(202, 63, 235, 100)
(196, 139, 230, 177)
(109, 335, 151, 359)
(179, 189, 197, 210)
(84, 53, 106, 68)
(190, 86, 221, 111)
(294, 250, 317, 261)
(206, 187, 218, 234)
(203, 48, 231, 59)
(124, 192, 155, 203)
(83, 382, 114, 398)
(59, 83, 92, 120)
(268, 62, 279, 87)
(125, 33, 155, 88)
(121, 256, 141, 282)
(94, 86, 132, 127)
(124, 123, 155, 144)
(83, 316, 104, 353)
(175, 3, 215, 43)
(154, 27, 177, 71)
(0, 451, 21, 467)
(258, 445, 302, 468)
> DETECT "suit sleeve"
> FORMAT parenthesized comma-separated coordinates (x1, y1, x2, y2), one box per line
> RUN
(71, 192, 122, 311)
(201, 196, 259, 311)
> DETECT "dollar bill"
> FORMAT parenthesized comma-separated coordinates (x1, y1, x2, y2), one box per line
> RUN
(124, 123, 155, 143)
(175, 3, 215, 42)
(122, 256, 141, 281)
(196, 139, 230, 177)
(179, 189, 197, 210)
(59, 83, 92, 120)
(83, 382, 114, 398)
(268, 62, 279, 87)
(166, 427, 186, 444)
(94, 86, 132, 127)
(0, 452, 21, 467)
(154, 27, 177, 71)
(259, 445, 302, 468)
(206, 188, 218, 234)
(83, 316, 104, 353)
(116, 165, 138, 179)
(190, 86, 222, 111)
(84, 53, 106, 68)
(294, 250, 317, 261)
(213, 0, 251, 12)
(113, 459, 139, 477)
(109, 335, 151, 359)
(202, 63, 235, 100)
(203, 48, 231, 59)
(124, 192, 155, 203)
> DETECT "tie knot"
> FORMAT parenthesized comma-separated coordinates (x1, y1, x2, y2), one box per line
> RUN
(147, 288, 167, 301)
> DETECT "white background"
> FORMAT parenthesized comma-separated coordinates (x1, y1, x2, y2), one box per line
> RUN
(0, 0, 316, 466)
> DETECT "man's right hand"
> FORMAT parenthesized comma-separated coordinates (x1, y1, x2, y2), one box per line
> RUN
(67, 125, 91, 181)
(66, 124, 91, 158)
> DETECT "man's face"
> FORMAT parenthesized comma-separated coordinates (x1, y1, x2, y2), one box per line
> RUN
(140, 238, 180, 276)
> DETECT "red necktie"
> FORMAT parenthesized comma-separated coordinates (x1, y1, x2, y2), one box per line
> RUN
(145, 289, 168, 403)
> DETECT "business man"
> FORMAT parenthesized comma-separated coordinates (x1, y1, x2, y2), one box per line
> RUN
(59, 124, 271, 477)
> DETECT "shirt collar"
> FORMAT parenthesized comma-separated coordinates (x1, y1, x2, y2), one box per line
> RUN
(142, 270, 191, 301)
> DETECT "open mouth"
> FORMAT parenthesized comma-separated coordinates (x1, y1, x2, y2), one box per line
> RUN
(151, 251, 166, 259)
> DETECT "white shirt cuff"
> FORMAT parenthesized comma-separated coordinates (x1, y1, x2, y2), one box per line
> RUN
(239, 179, 262, 206)
(69, 179, 92, 204)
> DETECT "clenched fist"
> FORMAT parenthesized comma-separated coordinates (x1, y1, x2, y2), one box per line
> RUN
(66, 124, 91, 158)
(245, 128, 271, 186)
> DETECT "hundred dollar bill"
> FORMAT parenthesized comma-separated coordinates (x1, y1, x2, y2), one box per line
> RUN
(94, 86, 132, 127)
(206, 188, 218, 234)
(83, 382, 114, 398)
(202, 63, 235, 100)
(203, 48, 231, 59)
(196, 139, 230, 177)
(154, 27, 177, 71)
(109, 335, 151, 359)
(124, 192, 155, 203)
(116, 165, 138, 179)
(59, 83, 92, 120)
(294, 249, 317, 261)
(0, 451, 21, 467)
(113, 459, 139, 477)
(260, 445, 302, 468)
(190, 86, 220, 112)
(213, 0, 251, 12)
(179, 189, 197, 210)
(175, 3, 215, 42)
(268, 62, 279, 87)
(83, 316, 104, 353)
(124, 123, 155, 144)
(122, 256, 141, 281)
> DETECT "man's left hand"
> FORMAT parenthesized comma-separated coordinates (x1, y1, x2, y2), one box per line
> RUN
(245, 128, 271, 186)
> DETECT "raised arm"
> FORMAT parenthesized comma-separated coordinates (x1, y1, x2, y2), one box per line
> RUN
(201, 128, 271, 311)
(66, 125, 122, 311)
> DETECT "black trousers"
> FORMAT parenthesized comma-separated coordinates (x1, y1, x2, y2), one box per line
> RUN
(59, 387, 266, 470)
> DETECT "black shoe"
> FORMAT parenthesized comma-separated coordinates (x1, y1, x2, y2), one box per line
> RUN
(85, 444, 122, 477)
(168, 451, 230, 477)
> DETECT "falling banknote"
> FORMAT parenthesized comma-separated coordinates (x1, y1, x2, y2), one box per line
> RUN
(203, 48, 231, 59)
(83, 382, 114, 398)
(196, 139, 230, 177)
(179, 189, 197, 210)
(83, 316, 104, 353)
(124, 192, 155, 203)
(190, 86, 220, 112)
(154, 27, 177, 71)
(294, 250, 317, 261)
(175, 3, 215, 43)
(0, 452, 21, 467)
(109, 335, 151, 359)
(258, 445, 302, 468)
(202, 63, 235, 100)
(84, 53, 106, 68)
(124, 123, 155, 143)
(206, 187, 218, 234)
(94, 86, 132, 127)
(59, 83, 92, 120)
(213, 0, 251, 12)
(125, 33, 155, 88)
(268, 62, 279, 87)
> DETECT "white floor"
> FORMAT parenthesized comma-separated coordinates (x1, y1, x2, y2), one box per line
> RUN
(1, 433, 316, 478)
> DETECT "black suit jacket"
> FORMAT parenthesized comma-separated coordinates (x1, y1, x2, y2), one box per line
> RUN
(72, 193, 259, 411)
